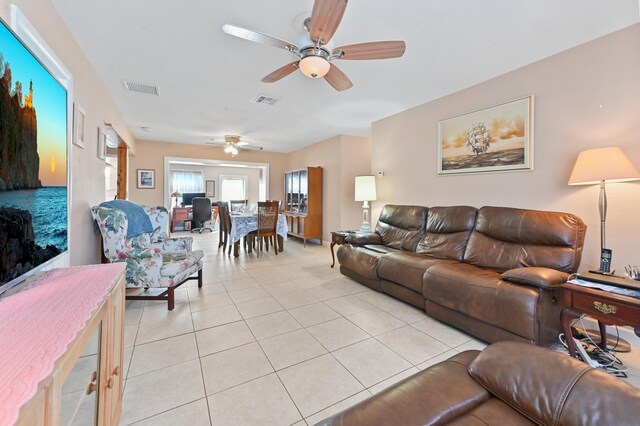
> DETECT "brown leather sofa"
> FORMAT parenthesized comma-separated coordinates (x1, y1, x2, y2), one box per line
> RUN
(316, 341, 640, 426)
(337, 205, 586, 346)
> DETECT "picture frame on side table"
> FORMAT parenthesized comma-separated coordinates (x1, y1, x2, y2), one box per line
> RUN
(437, 96, 533, 175)
(137, 169, 155, 189)
(73, 102, 86, 148)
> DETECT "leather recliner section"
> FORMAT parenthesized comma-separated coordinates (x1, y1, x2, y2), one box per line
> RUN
(464, 206, 586, 273)
(375, 204, 428, 251)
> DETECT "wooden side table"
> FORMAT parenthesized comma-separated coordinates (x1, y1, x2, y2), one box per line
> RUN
(330, 231, 356, 268)
(561, 282, 640, 358)
(171, 207, 191, 232)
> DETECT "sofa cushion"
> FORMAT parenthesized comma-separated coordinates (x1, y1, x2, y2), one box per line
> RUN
(423, 263, 540, 341)
(463, 206, 586, 273)
(469, 341, 640, 426)
(336, 245, 385, 281)
(315, 351, 488, 426)
(416, 206, 477, 261)
(378, 252, 455, 293)
(375, 204, 428, 251)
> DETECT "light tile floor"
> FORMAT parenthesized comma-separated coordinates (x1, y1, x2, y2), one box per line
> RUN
(120, 232, 639, 425)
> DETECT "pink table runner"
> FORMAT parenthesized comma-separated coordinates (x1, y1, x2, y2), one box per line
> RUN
(0, 263, 125, 426)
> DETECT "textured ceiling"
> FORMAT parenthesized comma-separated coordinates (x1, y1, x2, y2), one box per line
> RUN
(52, 0, 639, 152)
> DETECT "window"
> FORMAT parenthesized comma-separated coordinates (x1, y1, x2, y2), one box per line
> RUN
(171, 170, 204, 193)
(220, 175, 247, 201)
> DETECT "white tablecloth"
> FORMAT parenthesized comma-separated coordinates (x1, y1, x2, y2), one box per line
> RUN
(229, 214, 288, 244)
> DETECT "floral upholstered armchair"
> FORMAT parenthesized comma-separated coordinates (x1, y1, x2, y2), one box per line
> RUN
(91, 204, 204, 310)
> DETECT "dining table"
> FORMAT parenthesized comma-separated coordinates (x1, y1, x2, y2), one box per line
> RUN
(228, 212, 288, 257)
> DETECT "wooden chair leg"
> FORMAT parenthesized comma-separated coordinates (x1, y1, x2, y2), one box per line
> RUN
(198, 269, 203, 288)
(167, 286, 175, 311)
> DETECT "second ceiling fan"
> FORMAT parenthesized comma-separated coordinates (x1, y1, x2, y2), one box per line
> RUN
(222, 0, 406, 91)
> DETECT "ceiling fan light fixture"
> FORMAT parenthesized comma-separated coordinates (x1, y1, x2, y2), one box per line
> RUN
(299, 55, 330, 79)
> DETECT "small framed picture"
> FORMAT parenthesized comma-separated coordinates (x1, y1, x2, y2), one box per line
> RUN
(73, 103, 86, 148)
(137, 169, 155, 189)
(97, 127, 107, 160)
(205, 180, 215, 197)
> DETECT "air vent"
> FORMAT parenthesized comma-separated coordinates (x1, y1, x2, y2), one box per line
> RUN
(252, 94, 279, 106)
(122, 80, 160, 96)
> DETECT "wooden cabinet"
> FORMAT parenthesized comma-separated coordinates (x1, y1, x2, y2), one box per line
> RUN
(2, 264, 126, 426)
(284, 166, 323, 245)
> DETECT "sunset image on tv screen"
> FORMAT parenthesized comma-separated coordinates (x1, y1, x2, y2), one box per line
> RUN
(0, 20, 68, 285)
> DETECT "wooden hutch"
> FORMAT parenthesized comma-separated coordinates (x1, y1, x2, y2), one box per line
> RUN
(283, 166, 323, 246)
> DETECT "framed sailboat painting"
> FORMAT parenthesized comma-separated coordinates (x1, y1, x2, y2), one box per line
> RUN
(437, 96, 533, 175)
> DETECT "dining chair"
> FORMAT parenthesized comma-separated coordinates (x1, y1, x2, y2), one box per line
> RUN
(217, 201, 231, 251)
(248, 201, 279, 257)
(230, 199, 248, 213)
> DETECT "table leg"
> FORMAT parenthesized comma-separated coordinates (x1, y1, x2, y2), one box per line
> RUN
(330, 241, 336, 268)
(277, 235, 284, 252)
(561, 308, 581, 359)
(598, 320, 608, 350)
(233, 241, 240, 257)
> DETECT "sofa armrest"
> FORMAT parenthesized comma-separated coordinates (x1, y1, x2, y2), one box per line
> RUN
(501, 267, 569, 290)
(346, 232, 383, 246)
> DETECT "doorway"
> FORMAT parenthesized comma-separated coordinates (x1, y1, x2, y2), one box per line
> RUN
(163, 157, 269, 209)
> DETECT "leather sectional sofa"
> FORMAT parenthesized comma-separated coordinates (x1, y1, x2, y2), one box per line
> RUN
(337, 205, 586, 346)
(317, 341, 640, 425)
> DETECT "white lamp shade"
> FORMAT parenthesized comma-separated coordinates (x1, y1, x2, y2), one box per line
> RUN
(299, 56, 330, 79)
(568, 147, 640, 185)
(355, 175, 377, 201)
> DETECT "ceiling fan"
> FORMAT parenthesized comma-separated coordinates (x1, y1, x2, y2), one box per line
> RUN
(205, 135, 263, 156)
(222, 0, 406, 91)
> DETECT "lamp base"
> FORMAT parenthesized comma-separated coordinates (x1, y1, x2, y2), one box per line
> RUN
(359, 201, 372, 232)
(359, 221, 372, 232)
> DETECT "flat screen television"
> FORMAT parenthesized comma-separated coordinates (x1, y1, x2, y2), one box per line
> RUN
(182, 192, 206, 206)
(0, 17, 68, 293)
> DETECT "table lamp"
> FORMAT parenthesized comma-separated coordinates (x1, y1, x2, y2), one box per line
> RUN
(355, 175, 377, 232)
(568, 147, 640, 251)
(171, 191, 182, 208)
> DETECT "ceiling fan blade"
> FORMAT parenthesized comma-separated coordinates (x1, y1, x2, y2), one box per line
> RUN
(334, 41, 406, 60)
(324, 64, 353, 91)
(222, 24, 299, 52)
(310, 0, 348, 45)
(261, 62, 299, 83)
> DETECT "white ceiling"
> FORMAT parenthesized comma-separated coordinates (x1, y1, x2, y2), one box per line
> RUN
(52, 0, 639, 153)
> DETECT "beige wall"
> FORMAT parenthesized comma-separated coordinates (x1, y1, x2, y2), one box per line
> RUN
(0, 0, 135, 266)
(288, 135, 371, 241)
(371, 24, 640, 272)
(129, 140, 288, 208)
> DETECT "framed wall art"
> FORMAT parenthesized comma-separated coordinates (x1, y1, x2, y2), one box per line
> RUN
(136, 169, 155, 189)
(73, 102, 86, 148)
(437, 96, 533, 175)
(97, 126, 107, 160)
(205, 180, 215, 197)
